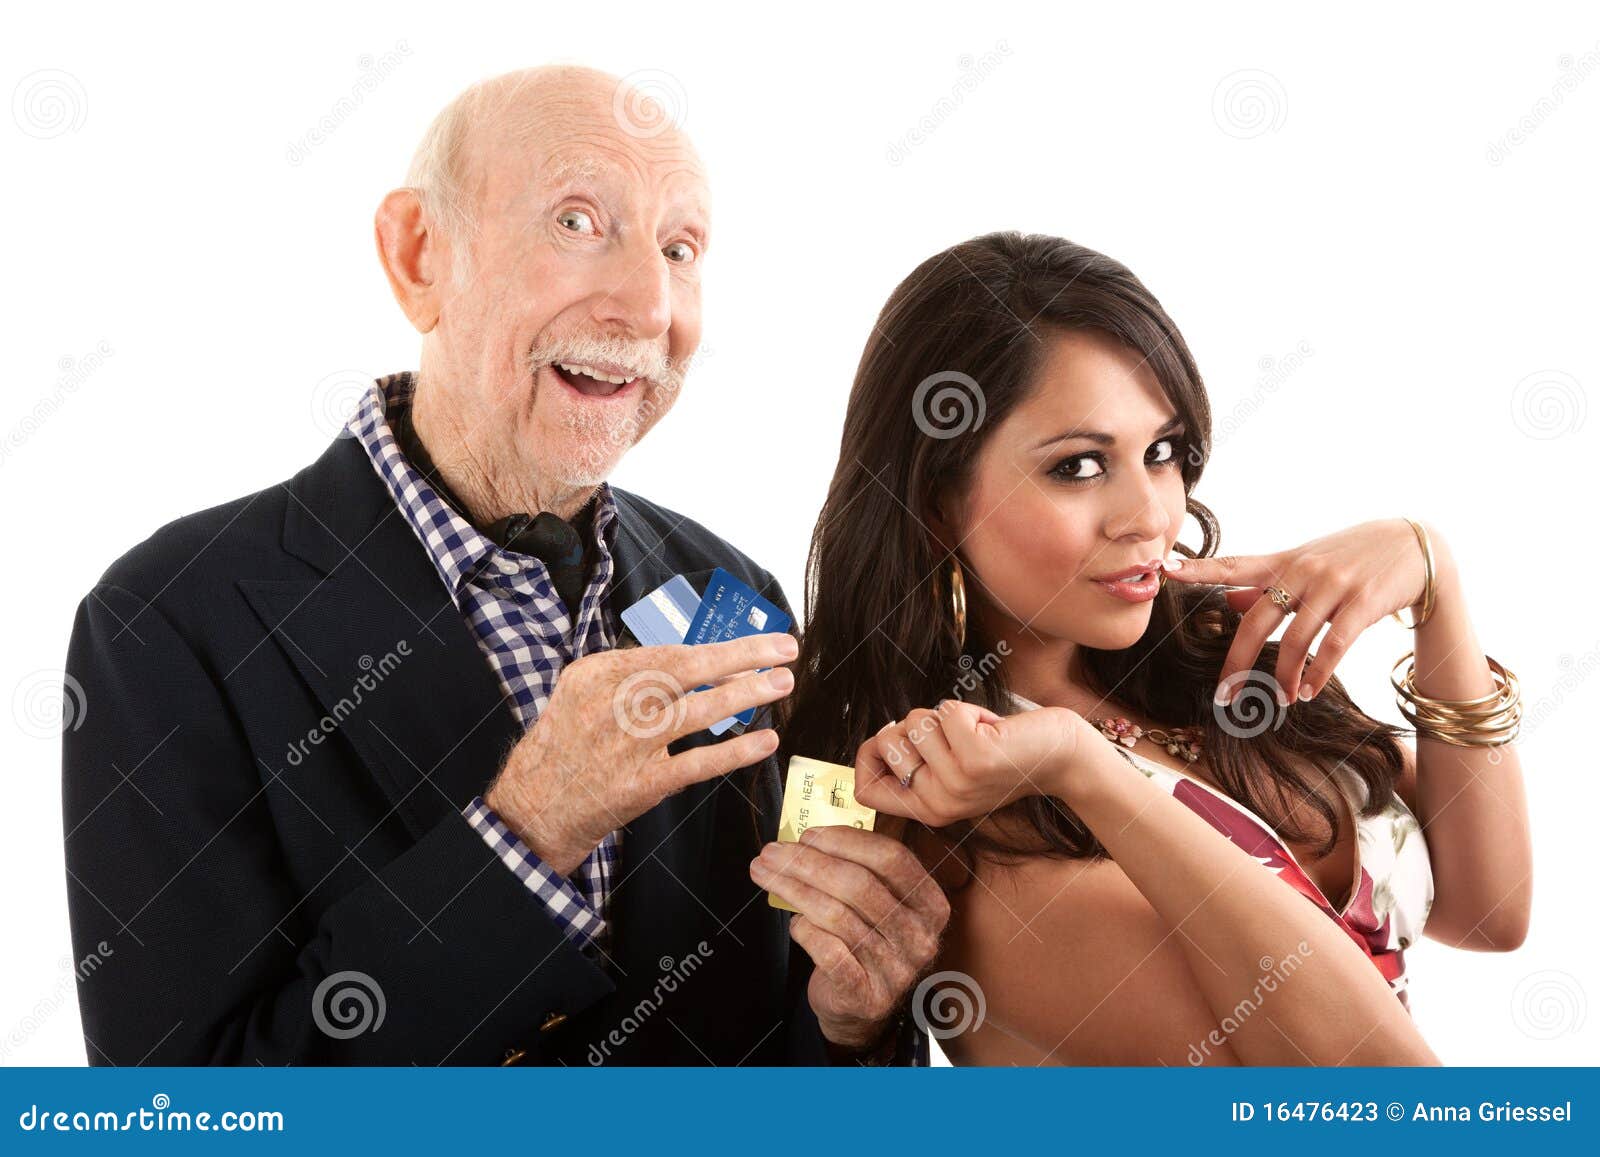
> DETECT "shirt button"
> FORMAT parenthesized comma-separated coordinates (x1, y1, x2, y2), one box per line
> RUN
(539, 1011, 569, 1033)
(494, 557, 520, 576)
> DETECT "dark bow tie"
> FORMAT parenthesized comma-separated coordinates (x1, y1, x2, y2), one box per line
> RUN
(494, 510, 590, 614)
(392, 402, 593, 615)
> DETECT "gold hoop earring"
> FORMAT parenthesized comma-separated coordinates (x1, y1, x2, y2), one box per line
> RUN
(950, 557, 968, 651)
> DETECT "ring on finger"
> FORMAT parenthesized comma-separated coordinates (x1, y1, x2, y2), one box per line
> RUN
(1265, 585, 1297, 614)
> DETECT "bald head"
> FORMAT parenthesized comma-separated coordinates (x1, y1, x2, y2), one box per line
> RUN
(373, 63, 711, 522)
(405, 65, 700, 286)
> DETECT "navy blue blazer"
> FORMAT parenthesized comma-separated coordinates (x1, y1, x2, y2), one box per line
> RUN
(61, 430, 861, 1065)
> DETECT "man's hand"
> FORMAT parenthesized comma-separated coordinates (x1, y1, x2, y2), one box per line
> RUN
(486, 632, 798, 874)
(749, 825, 950, 1051)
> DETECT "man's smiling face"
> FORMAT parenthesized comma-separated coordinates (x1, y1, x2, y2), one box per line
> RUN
(386, 67, 711, 514)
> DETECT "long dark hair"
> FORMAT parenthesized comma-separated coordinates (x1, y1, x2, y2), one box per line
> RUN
(781, 231, 1407, 864)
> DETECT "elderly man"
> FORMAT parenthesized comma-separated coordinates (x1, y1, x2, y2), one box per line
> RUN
(61, 66, 947, 1065)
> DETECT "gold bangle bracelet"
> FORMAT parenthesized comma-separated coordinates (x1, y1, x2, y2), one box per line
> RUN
(1391, 517, 1437, 630)
(1390, 651, 1522, 747)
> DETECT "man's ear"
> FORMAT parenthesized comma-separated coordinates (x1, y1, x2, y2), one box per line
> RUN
(374, 188, 445, 334)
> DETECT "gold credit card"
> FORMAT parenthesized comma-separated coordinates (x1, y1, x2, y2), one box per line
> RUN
(768, 755, 876, 912)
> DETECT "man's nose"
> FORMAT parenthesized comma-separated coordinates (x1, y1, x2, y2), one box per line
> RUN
(590, 246, 673, 340)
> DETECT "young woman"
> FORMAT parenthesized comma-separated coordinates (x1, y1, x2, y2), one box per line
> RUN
(777, 232, 1531, 1066)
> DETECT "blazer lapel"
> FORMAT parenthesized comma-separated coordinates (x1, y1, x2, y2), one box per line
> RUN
(240, 437, 520, 841)
(239, 444, 738, 963)
(602, 502, 736, 968)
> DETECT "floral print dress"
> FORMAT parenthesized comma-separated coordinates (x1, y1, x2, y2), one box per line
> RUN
(1113, 741, 1434, 1007)
(1010, 694, 1434, 1006)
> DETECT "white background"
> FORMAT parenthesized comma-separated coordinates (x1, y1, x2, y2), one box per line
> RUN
(3, 1, 1596, 1066)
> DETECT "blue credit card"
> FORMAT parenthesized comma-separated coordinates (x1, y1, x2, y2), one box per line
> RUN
(683, 567, 793, 735)
(620, 574, 700, 648)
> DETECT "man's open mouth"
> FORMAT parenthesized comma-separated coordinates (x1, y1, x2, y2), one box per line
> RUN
(548, 361, 641, 399)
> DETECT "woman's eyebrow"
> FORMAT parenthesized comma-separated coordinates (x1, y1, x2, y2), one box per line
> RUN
(1033, 414, 1185, 451)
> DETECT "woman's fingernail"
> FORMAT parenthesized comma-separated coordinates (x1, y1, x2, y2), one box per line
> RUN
(1298, 684, 1315, 701)
(1213, 686, 1230, 706)
(1164, 555, 1183, 571)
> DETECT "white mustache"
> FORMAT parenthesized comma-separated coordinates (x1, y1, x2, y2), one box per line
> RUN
(525, 333, 688, 392)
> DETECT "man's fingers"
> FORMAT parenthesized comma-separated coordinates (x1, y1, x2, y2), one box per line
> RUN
(787, 915, 868, 988)
(671, 666, 793, 739)
(661, 727, 779, 791)
(642, 632, 798, 686)
(797, 825, 950, 925)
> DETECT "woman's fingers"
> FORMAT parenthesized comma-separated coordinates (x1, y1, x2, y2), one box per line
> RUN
(1299, 600, 1380, 699)
(1160, 552, 1284, 588)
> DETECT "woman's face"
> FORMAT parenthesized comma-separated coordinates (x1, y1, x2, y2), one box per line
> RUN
(950, 328, 1190, 654)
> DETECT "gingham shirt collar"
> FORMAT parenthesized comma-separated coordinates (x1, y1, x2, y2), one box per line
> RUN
(347, 372, 619, 611)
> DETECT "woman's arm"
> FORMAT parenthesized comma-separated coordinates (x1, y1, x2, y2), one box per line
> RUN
(861, 705, 1439, 1066)
(1051, 736, 1439, 1066)
(1399, 546, 1532, 950)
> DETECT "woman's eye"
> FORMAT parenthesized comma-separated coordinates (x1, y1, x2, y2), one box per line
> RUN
(663, 240, 696, 264)
(1148, 438, 1177, 464)
(1050, 454, 1105, 483)
(556, 209, 596, 234)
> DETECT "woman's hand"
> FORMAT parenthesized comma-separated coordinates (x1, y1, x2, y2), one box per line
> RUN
(852, 700, 1090, 826)
(1163, 517, 1453, 705)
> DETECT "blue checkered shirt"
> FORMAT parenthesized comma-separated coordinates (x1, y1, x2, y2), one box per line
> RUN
(349, 372, 621, 957)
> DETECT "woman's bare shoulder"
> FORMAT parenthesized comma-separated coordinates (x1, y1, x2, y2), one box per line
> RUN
(931, 838, 1239, 1065)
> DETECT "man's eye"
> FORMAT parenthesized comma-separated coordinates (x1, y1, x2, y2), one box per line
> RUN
(663, 240, 696, 264)
(556, 209, 595, 234)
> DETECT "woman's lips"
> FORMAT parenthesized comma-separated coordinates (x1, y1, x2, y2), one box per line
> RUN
(1090, 569, 1160, 603)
